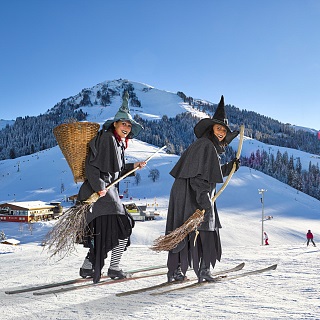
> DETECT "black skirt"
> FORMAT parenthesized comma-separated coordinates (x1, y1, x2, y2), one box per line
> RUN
(83, 213, 134, 283)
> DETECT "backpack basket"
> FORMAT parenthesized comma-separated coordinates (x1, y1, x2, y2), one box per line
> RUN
(53, 122, 100, 183)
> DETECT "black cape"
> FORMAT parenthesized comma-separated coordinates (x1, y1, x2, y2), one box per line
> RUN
(78, 130, 134, 224)
(166, 137, 225, 236)
(77, 130, 135, 283)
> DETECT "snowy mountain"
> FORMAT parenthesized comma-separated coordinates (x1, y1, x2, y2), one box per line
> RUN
(48, 79, 209, 121)
(1, 80, 320, 320)
(3, 78, 319, 162)
(1, 78, 320, 205)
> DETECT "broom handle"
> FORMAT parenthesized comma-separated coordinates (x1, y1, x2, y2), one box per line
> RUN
(193, 126, 244, 245)
(211, 125, 245, 202)
(105, 145, 167, 191)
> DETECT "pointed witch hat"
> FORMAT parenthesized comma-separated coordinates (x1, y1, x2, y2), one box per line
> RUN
(103, 91, 143, 137)
(194, 95, 239, 143)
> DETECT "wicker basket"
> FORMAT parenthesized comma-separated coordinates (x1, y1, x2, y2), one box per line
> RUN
(53, 122, 100, 183)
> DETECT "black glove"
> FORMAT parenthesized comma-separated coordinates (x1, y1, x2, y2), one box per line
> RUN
(230, 158, 240, 172)
(224, 158, 240, 175)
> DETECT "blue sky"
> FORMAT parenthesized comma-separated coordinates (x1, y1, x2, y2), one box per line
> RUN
(1, 0, 320, 130)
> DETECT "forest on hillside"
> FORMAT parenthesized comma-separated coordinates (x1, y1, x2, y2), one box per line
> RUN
(0, 84, 319, 200)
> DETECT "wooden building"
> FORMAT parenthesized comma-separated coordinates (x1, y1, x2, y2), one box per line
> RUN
(0, 201, 56, 222)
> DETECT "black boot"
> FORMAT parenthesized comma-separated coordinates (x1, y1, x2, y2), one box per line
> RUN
(198, 261, 216, 282)
(79, 267, 94, 278)
(107, 269, 127, 280)
(79, 254, 94, 278)
(167, 265, 186, 283)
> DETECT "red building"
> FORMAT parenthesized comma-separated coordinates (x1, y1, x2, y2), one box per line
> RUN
(0, 201, 56, 222)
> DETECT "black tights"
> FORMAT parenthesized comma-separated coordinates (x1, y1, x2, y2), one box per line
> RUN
(307, 239, 316, 246)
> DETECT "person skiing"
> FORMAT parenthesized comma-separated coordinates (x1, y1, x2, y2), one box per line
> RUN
(306, 230, 316, 247)
(264, 231, 269, 245)
(78, 91, 146, 283)
(165, 95, 240, 283)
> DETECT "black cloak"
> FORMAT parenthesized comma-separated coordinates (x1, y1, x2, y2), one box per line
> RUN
(165, 136, 234, 274)
(77, 129, 135, 283)
(78, 130, 135, 224)
(166, 137, 231, 235)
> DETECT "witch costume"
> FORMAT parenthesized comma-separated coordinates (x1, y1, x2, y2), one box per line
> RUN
(78, 91, 143, 283)
(165, 95, 240, 282)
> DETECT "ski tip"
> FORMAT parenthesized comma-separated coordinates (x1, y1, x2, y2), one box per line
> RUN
(270, 264, 277, 270)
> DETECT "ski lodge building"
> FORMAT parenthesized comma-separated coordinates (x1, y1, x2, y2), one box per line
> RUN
(0, 201, 57, 222)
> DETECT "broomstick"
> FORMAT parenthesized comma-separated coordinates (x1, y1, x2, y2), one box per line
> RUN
(151, 125, 245, 252)
(44, 145, 166, 259)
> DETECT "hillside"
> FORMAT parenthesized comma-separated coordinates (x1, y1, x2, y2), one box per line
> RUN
(1, 139, 319, 320)
(1, 79, 320, 203)
(1, 117, 319, 320)
(1, 79, 320, 161)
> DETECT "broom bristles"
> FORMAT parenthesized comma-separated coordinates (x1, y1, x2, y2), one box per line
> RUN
(43, 203, 92, 259)
(43, 192, 100, 259)
(151, 209, 204, 252)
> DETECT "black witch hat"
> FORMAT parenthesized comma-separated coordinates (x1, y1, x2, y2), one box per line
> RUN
(194, 95, 239, 143)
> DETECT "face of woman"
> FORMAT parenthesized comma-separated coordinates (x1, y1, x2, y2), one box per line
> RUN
(114, 120, 132, 138)
(212, 124, 227, 141)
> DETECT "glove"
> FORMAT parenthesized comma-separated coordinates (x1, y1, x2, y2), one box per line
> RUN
(221, 158, 240, 177)
(224, 158, 240, 175)
(230, 158, 240, 172)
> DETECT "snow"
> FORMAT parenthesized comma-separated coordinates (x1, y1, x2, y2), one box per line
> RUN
(1, 238, 20, 245)
(1, 84, 320, 319)
(1, 141, 320, 319)
(1, 235, 319, 319)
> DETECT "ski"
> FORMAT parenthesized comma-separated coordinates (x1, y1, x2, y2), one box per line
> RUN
(151, 264, 277, 295)
(116, 278, 191, 297)
(33, 270, 168, 296)
(4, 264, 166, 295)
(116, 262, 245, 297)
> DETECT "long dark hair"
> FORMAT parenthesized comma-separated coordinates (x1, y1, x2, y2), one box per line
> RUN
(107, 121, 134, 139)
(106, 122, 132, 149)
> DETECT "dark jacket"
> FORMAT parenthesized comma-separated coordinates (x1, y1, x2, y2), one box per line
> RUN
(165, 136, 233, 235)
(78, 130, 134, 224)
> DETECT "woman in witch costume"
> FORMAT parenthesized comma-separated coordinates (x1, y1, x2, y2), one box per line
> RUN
(165, 95, 240, 283)
(78, 91, 146, 283)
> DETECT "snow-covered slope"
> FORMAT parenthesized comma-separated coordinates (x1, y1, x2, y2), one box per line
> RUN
(1, 156, 319, 319)
(1, 138, 319, 320)
(1, 97, 320, 319)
